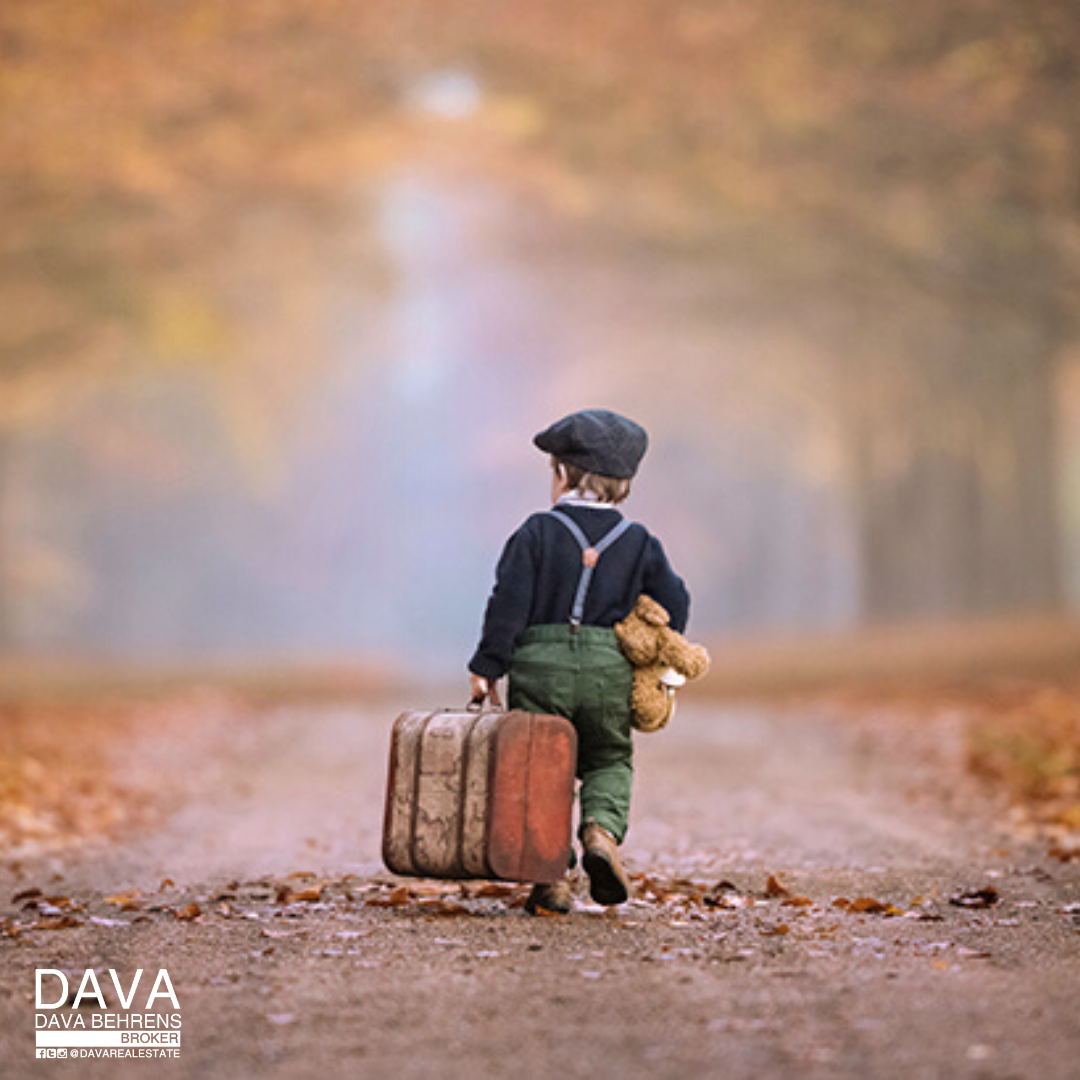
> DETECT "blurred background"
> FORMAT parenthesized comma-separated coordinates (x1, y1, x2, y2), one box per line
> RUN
(2, 0, 1079, 686)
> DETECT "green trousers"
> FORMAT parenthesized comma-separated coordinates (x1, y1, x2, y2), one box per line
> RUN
(508, 624, 634, 844)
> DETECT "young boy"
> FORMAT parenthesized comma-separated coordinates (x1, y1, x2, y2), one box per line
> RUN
(468, 408, 690, 913)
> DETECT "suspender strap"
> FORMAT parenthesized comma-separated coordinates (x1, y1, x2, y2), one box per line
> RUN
(549, 510, 633, 626)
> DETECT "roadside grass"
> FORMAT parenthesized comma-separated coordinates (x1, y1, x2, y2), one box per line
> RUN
(964, 684, 1080, 843)
(0, 700, 155, 858)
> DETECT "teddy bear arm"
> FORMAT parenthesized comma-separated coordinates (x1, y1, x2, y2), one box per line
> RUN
(657, 633, 710, 680)
(618, 625, 661, 666)
(631, 667, 671, 733)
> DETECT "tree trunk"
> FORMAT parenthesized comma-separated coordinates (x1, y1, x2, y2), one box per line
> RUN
(847, 324, 1063, 622)
(0, 429, 9, 649)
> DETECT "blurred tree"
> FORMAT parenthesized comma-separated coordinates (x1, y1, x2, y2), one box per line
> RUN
(1, 0, 1078, 642)
(446, 0, 1080, 618)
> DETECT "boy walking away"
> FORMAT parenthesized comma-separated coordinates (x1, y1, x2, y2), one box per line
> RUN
(468, 409, 690, 914)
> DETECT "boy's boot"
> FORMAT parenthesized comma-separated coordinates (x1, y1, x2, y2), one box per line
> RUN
(581, 821, 630, 906)
(525, 877, 573, 915)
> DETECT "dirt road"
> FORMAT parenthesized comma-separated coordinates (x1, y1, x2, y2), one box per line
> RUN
(1, 691, 1078, 1078)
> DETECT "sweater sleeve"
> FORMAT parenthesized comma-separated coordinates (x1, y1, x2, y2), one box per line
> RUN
(643, 534, 691, 633)
(468, 519, 539, 680)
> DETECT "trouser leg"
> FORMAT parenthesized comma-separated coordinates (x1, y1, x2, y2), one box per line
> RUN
(578, 759, 634, 843)
(509, 628, 635, 845)
(574, 662, 635, 844)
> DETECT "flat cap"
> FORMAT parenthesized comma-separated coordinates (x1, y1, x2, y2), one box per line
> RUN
(533, 408, 648, 480)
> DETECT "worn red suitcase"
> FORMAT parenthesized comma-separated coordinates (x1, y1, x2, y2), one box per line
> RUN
(383, 706, 577, 883)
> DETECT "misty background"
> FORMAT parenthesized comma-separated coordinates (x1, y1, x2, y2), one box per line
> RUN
(1, 1, 1078, 677)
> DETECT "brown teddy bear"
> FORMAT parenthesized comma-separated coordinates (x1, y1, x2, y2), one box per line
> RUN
(614, 595, 710, 732)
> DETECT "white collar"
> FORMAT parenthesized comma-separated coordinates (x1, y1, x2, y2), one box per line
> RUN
(556, 492, 617, 510)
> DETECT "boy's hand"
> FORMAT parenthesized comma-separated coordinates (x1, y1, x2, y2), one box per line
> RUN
(468, 673, 502, 709)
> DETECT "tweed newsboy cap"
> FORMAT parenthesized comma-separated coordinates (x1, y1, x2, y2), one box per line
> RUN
(533, 408, 648, 480)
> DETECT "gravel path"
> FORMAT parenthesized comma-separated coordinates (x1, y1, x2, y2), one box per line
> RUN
(1, 693, 1078, 1078)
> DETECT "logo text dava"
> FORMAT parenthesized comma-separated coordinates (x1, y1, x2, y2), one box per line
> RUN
(36, 969, 181, 1029)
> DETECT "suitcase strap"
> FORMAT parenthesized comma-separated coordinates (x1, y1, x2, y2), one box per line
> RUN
(548, 511, 633, 626)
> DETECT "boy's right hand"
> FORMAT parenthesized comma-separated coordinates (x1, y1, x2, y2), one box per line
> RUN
(468, 673, 502, 709)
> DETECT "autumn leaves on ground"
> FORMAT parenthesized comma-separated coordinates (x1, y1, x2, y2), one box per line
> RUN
(1, 680, 1078, 1077)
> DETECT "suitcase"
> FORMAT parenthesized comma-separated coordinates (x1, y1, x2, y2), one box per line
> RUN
(383, 705, 577, 883)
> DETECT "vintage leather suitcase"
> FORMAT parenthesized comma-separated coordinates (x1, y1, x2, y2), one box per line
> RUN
(383, 706, 577, 883)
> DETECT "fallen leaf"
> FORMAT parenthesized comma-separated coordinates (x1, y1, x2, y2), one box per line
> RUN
(409, 882, 459, 898)
(34, 915, 82, 930)
(761, 923, 790, 936)
(765, 875, 789, 899)
(466, 882, 519, 900)
(365, 885, 413, 909)
(705, 894, 746, 910)
(782, 896, 813, 908)
(416, 898, 468, 915)
(949, 888, 999, 909)
(850, 897, 888, 914)
(104, 890, 142, 907)
(290, 885, 324, 903)
(704, 881, 745, 908)
(175, 902, 201, 921)
(158, 878, 175, 891)
(12, 888, 42, 903)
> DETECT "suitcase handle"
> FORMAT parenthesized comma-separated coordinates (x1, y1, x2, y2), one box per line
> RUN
(467, 683, 503, 711)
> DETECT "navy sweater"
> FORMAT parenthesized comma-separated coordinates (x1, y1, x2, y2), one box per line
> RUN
(469, 503, 690, 680)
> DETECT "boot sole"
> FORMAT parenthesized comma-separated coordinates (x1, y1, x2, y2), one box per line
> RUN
(525, 898, 571, 915)
(525, 887, 572, 916)
(582, 849, 629, 906)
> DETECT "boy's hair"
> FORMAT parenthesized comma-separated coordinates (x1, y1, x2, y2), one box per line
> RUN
(552, 456, 632, 504)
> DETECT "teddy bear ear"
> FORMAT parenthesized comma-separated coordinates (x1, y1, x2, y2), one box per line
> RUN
(636, 595, 670, 627)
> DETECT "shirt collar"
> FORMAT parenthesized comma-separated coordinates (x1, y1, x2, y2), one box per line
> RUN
(556, 492, 617, 510)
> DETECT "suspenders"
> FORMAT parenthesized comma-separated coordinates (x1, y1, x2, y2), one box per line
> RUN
(548, 510, 633, 627)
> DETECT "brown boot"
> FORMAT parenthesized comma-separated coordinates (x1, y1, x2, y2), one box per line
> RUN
(581, 822, 631, 906)
(525, 877, 573, 915)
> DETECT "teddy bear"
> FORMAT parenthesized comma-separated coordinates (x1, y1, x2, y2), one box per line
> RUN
(614, 594, 710, 732)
